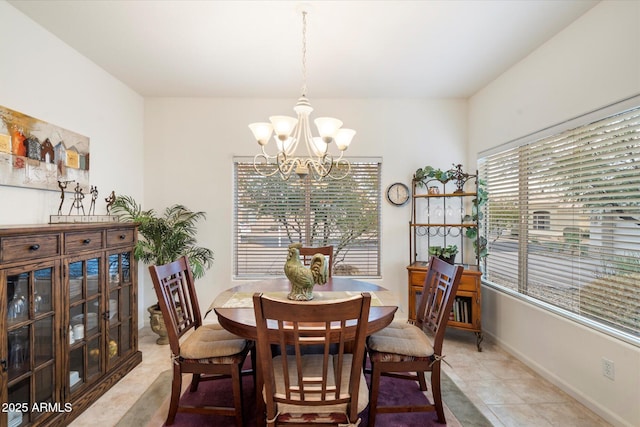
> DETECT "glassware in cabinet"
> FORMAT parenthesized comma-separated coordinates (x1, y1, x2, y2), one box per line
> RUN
(67, 255, 103, 393)
(4, 263, 59, 426)
(106, 250, 135, 370)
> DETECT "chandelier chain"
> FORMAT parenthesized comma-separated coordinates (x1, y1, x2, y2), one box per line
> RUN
(301, 10, 308, 97)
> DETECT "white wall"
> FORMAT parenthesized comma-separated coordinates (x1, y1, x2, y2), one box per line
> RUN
(143, 97, 467, 314)
(0, 1, 145, 323)
(468, 2, 640, 426)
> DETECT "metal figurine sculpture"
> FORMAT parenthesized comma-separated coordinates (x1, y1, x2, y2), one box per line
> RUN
(105, 191, 116, 215)
(69, 183, 86, 215)
(57, 179, 74, 215)
(284, 242, 328, 300)
(88, 186, 99, 215)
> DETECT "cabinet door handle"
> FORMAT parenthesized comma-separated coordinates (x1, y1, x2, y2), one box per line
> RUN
(119, 234, 126, 240)
(29, 244, 40, 251)
(83, 239, 91, 244)
(0, 359, 7, 372)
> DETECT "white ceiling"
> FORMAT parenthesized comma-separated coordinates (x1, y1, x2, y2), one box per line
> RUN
(9, 0, 599, 98)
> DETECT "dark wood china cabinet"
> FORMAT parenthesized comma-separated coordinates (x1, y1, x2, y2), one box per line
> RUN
(0, 223, 141, 427)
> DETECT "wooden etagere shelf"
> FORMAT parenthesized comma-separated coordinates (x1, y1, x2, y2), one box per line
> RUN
(408, 165, 484, 351)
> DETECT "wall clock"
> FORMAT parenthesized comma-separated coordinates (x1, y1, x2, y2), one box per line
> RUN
(386, 182, 410, 206)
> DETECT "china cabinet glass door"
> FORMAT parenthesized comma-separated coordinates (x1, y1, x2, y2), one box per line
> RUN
(67, 254, 103, 395)
(5, 263, 58, 427)
(106, 251, 134, 368)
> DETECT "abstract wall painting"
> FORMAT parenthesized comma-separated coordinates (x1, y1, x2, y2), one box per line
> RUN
(0, 105, 90, 192)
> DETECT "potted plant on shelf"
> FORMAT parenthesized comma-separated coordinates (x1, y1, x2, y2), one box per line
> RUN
(112, 195, 214, 344)
(413, 165, 453, 188)
(428, 244, 459, 265)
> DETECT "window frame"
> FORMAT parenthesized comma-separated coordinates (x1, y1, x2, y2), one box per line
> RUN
(532, 211, 550, 230)
(479, 94, 640, 347)
(233, 157, 382, 279)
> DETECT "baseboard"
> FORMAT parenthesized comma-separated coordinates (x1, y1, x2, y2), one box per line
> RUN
(483, 330, 629, 427)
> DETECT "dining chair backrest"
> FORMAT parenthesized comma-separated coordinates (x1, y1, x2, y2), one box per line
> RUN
(365, 256, 463, 425)
(149, 256, 202, 357)
(253, 292, 371, 424)
(415, 256, 464, 353)
(149, 256, 252, 427)
(299, 245, 334, 276)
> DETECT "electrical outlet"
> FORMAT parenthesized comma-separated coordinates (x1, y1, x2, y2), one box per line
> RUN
(602, 358, 615, 380)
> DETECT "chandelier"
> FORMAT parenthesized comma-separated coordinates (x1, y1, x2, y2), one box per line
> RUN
(249, 10, 355, 181)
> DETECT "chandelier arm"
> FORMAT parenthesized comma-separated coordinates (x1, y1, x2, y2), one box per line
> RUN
(306, 157, 330, 180)
(322, 154, 334, 177)
(277, 152, 298, 180)
(288, 122, 303, 157)
(261, 144, 279, 160)
(300, 114, 316, 160)
(328, 158, 351, 180)
(254, 153, 283, 177)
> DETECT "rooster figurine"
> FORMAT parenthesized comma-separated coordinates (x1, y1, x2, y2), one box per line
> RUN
(284, 243, 329, 300)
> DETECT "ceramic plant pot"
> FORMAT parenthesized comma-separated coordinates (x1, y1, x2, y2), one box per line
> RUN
(148, 304, 169, 345)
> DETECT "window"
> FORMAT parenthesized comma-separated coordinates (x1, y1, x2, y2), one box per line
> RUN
(479, 96, 640, 344)
(532, 211, 550, 230)
(234, 158, 381, 279)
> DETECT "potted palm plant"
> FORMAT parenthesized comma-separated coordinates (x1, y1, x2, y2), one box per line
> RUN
(112, 195, 214, 344)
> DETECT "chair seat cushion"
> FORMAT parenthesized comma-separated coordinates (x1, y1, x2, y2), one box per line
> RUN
(180, 324, 249, 362)
(267, 353, 368, 417)
(367, 321, 434, 360)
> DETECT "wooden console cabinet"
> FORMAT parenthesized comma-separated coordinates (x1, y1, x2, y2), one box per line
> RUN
(0, 223, 141, 427)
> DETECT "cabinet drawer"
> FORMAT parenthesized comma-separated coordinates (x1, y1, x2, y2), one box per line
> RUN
(64, 231, 103, 253)
(409, 271, 426, 287)
(458, 273, 479, 292)
(411, 268, 479, 292)
(1, 234, 61, 262)
(106, 228, 135, 247)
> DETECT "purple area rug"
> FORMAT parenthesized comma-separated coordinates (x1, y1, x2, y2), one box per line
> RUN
(167, 368, 444, 426)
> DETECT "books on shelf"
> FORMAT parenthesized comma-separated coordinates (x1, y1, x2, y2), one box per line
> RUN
(450, 297, 471, 324)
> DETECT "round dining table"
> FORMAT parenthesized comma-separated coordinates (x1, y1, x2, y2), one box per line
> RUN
(209, 277, 398, 338)
(207, 277, 399, 426)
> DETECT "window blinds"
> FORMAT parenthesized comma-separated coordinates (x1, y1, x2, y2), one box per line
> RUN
(479, 100, 640, 341)
(234, 159, 381, 279)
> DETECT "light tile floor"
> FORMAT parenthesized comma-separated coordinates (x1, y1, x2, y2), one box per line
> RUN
(69, 326, 612, 427)
(441, 328, 611, 427)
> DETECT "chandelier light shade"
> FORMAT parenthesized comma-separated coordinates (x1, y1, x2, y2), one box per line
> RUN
(249, 10, 355, 180)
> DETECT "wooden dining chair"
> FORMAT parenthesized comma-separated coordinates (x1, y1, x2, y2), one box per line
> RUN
(149, 256, 253, 427)
(366, 256, 463, 425)
(299, 245, 334, 277)
(252, 292, 371, 426)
